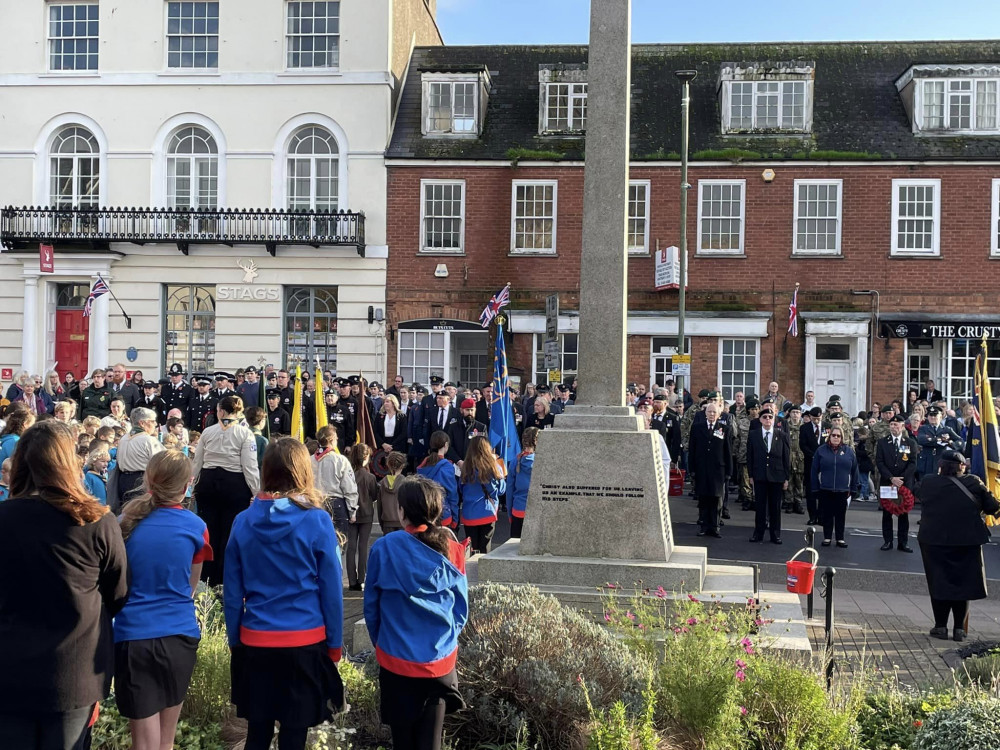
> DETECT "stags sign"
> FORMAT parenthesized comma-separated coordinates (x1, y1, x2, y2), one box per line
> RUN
(218, 285, 280, 302)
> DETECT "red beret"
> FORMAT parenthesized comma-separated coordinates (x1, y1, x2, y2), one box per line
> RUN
(461, 398, 476, 409)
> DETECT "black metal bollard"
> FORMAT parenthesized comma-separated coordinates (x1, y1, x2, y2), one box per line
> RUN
(804, 525, 816, 619)
(824, 567, 836, 690)
(753, 563, 760, 598)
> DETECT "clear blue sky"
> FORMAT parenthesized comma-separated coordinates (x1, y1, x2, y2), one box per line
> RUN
(436, 0, 1000, 45)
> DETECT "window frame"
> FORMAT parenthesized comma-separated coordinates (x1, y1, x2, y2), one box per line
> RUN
(510, 179, 558, 255)
(165, 125, 220, 211)
(723, 79, 812, 133)
(47, 3, 100, 73)
(285, 125, 340, 212)
(916, 77, 1000, 134)
(533, 333, 578, 386)
(419, 179, 466, 255)
(397, 328, 447, 386)
(164, 1, 220, 71)
(717, 338, 760, 402)
(284, 0, 340, 71)
(792, 178, 843, 256)
(696, 179, 746, 256)
(283, 286, 339, 375)
(542, 82, 588, 133)
(890, 178, 941, 257)
(421, 74, 481, 137)
(992, 179, 1000, 257)
(162, 284, 217, 376)
(628, 179, 651, 255)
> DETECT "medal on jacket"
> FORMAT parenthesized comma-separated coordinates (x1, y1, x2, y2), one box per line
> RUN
(713, 428, 724, 439)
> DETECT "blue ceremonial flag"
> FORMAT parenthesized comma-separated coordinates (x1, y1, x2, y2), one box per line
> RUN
(971, 336, 1000, 527)
(489, 320, 521, 474)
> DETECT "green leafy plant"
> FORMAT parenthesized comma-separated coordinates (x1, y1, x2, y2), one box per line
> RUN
(855, 685, 954, 750)
(507, 147, 567, 165)
(914, 688, 1000, 750)
(92, 697, 224, 750)
(582, 674, 659, 750)
(180, 587, 232, 726)
(691, 148, 762, 161)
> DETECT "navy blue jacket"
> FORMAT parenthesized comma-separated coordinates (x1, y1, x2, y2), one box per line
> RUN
(810, 443, 861, 495)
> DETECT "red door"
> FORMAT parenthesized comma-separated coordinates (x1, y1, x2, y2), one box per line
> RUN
(56, 310, 89, 380)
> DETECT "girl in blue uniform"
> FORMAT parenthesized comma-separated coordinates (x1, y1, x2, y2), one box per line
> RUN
(83, 447, 110, 505)
(114, 450, 212, 750)
(509, 427, 538, 538)
(364, 476, 468, 750)
(416, 431, 459, 528)
(459, 435, 506, 554)
(224, 438, 345, 750)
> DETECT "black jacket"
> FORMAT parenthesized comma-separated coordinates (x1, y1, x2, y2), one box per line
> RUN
(917, 474, 1000, 546)
(0, 499, 128, 712)
(746, 427, 791, 483)
(268, 406, 291, 436)
(875, 433, 918, 488)
(447, 417, 488, 463)
(688, 418, 733, 498)
(376, 411, 409, 454)
(426, 404, 461, 446)
(799, 421, 822, 461)
(651, 411, 682, 459)
(109, 381, 142, 415)
(162, 381, 193, 416)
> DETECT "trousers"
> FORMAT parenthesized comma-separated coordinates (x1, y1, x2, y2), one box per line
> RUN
(819, 489, 850, 542)
(882, 510, 910, 545)
(697, 495, 722, 532)
(346, 522, 373, 586)
(753, 480, 784, 541)
(0, 704, 94, 750)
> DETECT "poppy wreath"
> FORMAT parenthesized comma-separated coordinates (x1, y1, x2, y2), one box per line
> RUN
(880, 485, 915, 516)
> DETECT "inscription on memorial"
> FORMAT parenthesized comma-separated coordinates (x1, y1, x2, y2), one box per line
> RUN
(540, 484, 645, 502)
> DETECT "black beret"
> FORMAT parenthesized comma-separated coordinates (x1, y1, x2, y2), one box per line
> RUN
(348, 375, 361, 386)
(890, 414, 906, 423)
(746, 398, 760, 408)
(809, 407, 823, 417)
(337, 378, 350, 387)
(653, 394, 668, 402)
(698, 389, 710, 399)
(881, 403, 894, 413)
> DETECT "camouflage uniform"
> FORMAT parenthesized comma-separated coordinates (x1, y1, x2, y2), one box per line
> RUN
(866, 419, 891, 461)
(735, 411, 754, 509)
(784, 420, 805, 512)
(680, 403, 701, 451)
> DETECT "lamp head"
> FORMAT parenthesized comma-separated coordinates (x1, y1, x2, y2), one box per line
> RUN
(674, 70, 698, 83)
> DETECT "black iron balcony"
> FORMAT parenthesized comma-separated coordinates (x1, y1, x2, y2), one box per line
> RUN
(0, 205, 367, 256)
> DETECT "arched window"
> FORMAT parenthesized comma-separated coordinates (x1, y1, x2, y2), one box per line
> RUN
(50, 126, 99, 209)
(285, 286, 338, 373)
(167, 126, 218, 210)
(287, 126, 339, 237)
(165, 285, 216, 374)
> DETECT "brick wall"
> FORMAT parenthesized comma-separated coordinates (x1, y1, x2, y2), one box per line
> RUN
(386, 162, 1000, 401)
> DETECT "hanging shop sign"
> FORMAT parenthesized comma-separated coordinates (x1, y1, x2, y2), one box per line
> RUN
(881, 320, 1000, 339)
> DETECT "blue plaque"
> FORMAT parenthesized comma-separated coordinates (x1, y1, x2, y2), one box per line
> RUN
(126, 347, 138, 362)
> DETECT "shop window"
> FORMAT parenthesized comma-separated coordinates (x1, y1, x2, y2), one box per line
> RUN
(650, 336, 691, 388)
(285, 287, 338, 373)
(533, 333, 578, 386)
(905, 338, 933, 395)
(459, 353, 489, 386)
(719, 338, 758, 401)
(398, 330, 445, 385)
(164, 285, 216, 374)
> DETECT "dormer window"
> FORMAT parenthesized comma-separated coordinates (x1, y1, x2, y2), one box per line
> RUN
(421, 69, 490, 138)
(896, 65, 1000, 135)
(539, 65, 588, 134)
(719, 62, 814, 134)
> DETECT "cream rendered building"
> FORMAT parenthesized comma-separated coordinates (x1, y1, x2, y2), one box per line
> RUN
(0, 0, 440, 380)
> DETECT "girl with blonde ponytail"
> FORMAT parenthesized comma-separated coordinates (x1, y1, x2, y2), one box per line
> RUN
(113, 450, 213, 749)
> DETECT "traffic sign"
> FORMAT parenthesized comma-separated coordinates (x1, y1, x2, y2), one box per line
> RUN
(545, 293, 559, 342)
(548, 369, 561, 384)
(543, 339, 560, 369)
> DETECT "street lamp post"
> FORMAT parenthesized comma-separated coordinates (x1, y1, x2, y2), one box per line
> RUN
(675, 69, 697, 394)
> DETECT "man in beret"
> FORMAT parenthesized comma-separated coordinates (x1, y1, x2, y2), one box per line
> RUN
(784, 405, 806, 515)
(915, 405, 963, 479)
(237, 365, 260, 408)
(865, 403, 896, 475)
(447, 397, 487, 465)
(734, 398, 759, 511)
(875, 414, 918, 552)
(650, 393, 681, 460)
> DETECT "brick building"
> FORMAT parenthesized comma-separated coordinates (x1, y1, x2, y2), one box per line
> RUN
(385, 41, 1000, 414)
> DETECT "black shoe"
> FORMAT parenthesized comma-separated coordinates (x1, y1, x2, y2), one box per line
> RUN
(836, 540, 849, 548)
(708, 531, 723, 538)
(697, 530, 707, 537)
(499, 503, 507, 513)
(880, 542, 893, 551)
(348, 583, 363, 591)
(821, 539, 832, 547)
(929, 627, 949, 640)
(898, 545, 914, 553)
(954, 628, 967, 642)
(793, 504, 805, 515)
(721, 509, 731, 519)
(807, 518, 820, 526)
(748, 535, 762, 543)
(772, 538, 783, 545)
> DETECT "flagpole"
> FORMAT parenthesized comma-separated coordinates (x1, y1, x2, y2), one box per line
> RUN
(97, 273, 132, 330)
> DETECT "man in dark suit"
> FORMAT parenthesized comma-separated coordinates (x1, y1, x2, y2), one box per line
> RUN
(876, 414, 918, 552)
(109, 363, 142, 415)
(186, 375, 218, 431)
(799, 406, 823, 525)
(747, 407, 792, 544)
(650, 394, 681, 461)
(475, 382, 493, 428)
(447, 397, 487, 464)
(426, 390, 460, 448)
(688, 401, 733, 538)
(921, 379, 943, 403)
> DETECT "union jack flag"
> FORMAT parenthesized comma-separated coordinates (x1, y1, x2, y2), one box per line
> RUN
(83, 276, 110, 318)
(787, 285, 799, 337)
(479, 284, 511, 328)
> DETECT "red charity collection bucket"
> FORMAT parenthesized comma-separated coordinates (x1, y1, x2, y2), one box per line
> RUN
(785, 547, 819, 594)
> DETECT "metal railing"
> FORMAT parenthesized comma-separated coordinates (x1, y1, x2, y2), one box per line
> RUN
(1, 205, 367, 256)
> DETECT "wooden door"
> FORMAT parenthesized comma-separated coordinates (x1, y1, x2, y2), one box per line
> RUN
(56, 310, 89, 380)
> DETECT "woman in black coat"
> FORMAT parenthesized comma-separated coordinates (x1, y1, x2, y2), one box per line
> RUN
(0, 421, 129, 749)
(375, 395, 409, 454)
(917, 449, 1000, 642)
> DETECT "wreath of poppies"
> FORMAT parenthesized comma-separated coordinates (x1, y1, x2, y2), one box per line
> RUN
(880, 485, 915, 516)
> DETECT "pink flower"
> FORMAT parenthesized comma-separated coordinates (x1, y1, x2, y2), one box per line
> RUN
(754, 618, 765, 626)
(740, 637, 752, 648)
(604, 611, 612, 622)
(681, 627, 689, 633)
(626, 610, 636, 621)
(686, 617, 699, 625)
(638, 623, 646, 630)
(673, 627, 682, 634)
(687, 593, 699, 602)
(744, 644, 756, 656)
(740, 706, 748, 716)
(605, 582, 618, 589)
(656, 586, 667, 599)
(747, 597, 757, 606)
(735, 659, 747, 670)
(735, 669, 746, 682)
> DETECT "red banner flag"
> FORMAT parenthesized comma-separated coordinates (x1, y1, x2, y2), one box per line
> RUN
(39, 243, 54, 274)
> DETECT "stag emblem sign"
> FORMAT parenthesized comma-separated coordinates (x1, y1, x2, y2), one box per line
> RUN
(237, 259, 259, 284)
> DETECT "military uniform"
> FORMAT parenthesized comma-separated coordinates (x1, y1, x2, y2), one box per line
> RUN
(138, 383, 167, 425)
(328, 398, 354, 452)
(734, 409, 755, 510)
(875, 423, 918, 551)
(186, 377, 219, 432)
(784, 419, 805, 513)
(163, 363, 194, 416)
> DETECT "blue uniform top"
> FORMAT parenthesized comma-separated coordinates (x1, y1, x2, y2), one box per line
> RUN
(510, 451, 534, 520)
(417, 457, 460, 527)
(113, 506, 212, 642)
(0, 434, 19, 465)
(83, 472, 106, 506)
(0, 485, 8, 502)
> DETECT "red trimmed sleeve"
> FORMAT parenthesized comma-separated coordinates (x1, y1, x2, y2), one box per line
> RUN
(192, 527, 214, 564)
(328, 647, 342, 663)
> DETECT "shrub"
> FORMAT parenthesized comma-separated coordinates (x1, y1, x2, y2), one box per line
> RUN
(855, 685, 955, 750)
(914, 689, 1000, 750)
(453, 584, 650, 750)
(181, 587, 233, 727)
(960, 652, 1000, 692)
(582, 676, 660, 750)
(92, 697, 224, 750)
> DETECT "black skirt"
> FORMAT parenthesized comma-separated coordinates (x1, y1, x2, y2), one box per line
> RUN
(919, 542, 989, 601)
(230, 642, 345, 727)
(114, 635, 200, 719)
(378, 667, 465, 727)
